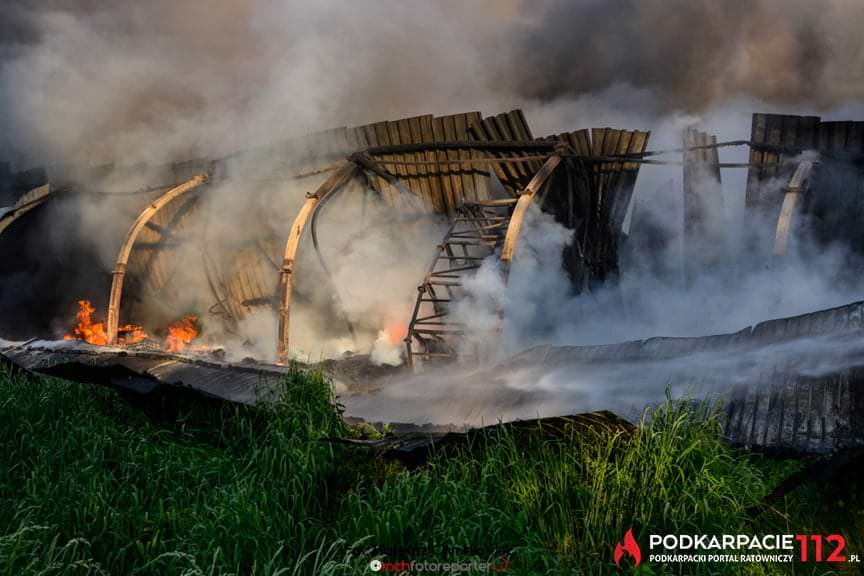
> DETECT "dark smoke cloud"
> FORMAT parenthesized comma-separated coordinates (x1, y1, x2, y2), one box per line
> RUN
(0, 1, 515, 167)
(2, 2, 864, 167)
(504, 0, 863, 112)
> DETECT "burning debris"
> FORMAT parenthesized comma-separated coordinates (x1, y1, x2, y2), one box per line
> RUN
(7, 297, 864, 455)
(166, 315, 200, 353)
(63, 300, 109, 346)
(63, 300, 205, 354)
(64, 300, 147, 347)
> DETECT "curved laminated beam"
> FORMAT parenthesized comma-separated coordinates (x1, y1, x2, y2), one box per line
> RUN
(106, 174, 209, 345)
(774, 160, 813, 256)
(0, 184, 52, 235)
(500, 155, 563, 269)
(277, 163, 359, 364)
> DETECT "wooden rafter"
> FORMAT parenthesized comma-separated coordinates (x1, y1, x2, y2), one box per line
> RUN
(500, 155, 563, 268)
(774, 160, 814, 256)
(276, 163, 359, 364)
(106, 174, 209, 345)
(0, 184, 52, 235)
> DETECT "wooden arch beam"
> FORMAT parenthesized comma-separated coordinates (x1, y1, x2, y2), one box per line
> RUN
(774, 160, 813, 256)
(500, 155, 563, 271)
(106, 174, 209, 345)
(276, 163, 359, 364)
(0, 184, 53, 236)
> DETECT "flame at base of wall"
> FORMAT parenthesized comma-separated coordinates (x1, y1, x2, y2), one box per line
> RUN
(63, 300, 201, 353)
(64, 300, 147, 346)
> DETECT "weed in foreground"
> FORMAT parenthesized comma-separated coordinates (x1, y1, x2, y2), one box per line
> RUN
(0, 365, 858, 575)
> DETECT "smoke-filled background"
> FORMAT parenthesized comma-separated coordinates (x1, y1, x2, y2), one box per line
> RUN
(4, 0, 864, 167)
(4, 0, 864, 368)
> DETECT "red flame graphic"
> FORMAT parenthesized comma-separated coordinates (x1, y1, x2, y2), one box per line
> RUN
(614, 528, 642, 567)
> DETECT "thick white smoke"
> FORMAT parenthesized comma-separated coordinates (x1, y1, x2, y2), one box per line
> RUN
(454, 142, 863, 358)
(129, 178, 446, 365)
(344, 330, 864, 427)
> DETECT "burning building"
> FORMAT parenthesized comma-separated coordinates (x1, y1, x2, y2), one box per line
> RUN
(0, 108, 650, 365)
(3, 107, 864, 454)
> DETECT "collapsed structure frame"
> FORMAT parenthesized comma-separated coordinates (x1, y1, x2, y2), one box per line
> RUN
(30, 111, 844, 367)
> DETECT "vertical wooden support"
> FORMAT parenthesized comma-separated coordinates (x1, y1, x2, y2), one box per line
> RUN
(276, 163, 358, 364)
(682, 128, 723, 278)
(106, 174, 208, 345)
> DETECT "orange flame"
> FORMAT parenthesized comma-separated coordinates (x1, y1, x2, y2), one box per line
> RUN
(64, 300, 147, 346)
(64, 300, 107, 345)
(166, 315, 199, 352)
(383, 319, 408, 346)
(119, 323, 148, 344)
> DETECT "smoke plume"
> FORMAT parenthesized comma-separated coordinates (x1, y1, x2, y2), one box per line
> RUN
(453, 163, 864, 360)
(344, 330, 864, 427)
(504, 0, 864, 114)
(4, 1, 864, 167)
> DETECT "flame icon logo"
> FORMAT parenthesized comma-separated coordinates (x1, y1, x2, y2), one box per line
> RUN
(614, 528, 642, 567)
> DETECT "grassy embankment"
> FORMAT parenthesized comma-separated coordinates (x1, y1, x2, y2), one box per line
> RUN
(0, 364, 860, 575)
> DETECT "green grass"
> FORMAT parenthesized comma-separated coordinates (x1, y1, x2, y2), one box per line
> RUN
(0, 365, 860, 575)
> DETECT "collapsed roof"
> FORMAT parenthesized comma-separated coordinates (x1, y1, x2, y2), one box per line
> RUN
(4, 108, 864, 455)
(0, 109, 650, 360)
(2, 109, 864, 366)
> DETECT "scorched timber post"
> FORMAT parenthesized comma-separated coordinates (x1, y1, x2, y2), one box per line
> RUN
(276, 163, 359, 365)
(106, 173, 209, 346)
